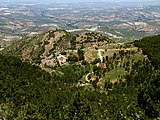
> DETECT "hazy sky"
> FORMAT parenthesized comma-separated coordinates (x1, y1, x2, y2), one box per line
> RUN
(3, 0, 159, 3)
(1, 0, 160, 5)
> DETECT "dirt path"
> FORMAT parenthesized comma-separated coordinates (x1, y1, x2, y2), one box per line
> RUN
(85, 73, 92, 82)
(0, 48, 4, 51)
(98, 49, 105, 63)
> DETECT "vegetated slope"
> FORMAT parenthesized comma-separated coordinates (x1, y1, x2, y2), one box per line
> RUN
(1, 29, 75, 64)
(0, 53, 143, 120)
(0, 54, 105, 119)
(1, 31, 160, 119)
(134, 35, 160, 69)
(1, 29, 112, 72)
(0, 54, 53, 119)
(1, 44, 159, 119)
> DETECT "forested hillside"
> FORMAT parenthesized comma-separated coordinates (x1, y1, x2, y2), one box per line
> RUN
(134, 35, 160, 69)
(0, 34, 160, 119)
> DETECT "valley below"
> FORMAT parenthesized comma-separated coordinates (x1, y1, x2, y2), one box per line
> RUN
(0, 1, 160, 49)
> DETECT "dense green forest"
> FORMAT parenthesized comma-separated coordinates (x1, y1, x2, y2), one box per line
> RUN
(134, 35, 160, 69)
(0, 35, 160, 119)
